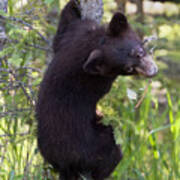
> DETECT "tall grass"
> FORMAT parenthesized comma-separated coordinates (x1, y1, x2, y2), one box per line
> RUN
(100, 77, 180, 180)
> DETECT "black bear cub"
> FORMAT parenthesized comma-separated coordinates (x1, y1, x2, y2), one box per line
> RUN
(36, 0, 158, 180)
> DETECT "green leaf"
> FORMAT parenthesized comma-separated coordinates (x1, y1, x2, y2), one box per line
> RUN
(8, 57, 23, 67)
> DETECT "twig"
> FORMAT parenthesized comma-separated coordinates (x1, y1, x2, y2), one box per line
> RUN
(27, 43, 52, 52)
(17, 66, 42, 73)
(8, 68, 35, 106)
(135, 79, 152, 109)
(142, 36, 157, 46)
(6, 39, 52, 52)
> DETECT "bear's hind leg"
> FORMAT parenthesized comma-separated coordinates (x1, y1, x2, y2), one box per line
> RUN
(92, 145, 122, 180)
(59, 170, 80, 180)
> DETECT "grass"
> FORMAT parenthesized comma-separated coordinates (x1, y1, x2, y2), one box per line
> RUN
(99, 77, 180, 180)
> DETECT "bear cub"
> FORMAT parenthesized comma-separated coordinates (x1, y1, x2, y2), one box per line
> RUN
(36, 0, 158, 180)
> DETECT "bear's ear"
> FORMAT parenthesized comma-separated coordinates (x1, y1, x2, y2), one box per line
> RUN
(83, 50, 106, 75)
(108, 12, 128, 36)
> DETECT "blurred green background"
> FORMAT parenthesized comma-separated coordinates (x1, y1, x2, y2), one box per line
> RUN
(0, 0, 180, 179)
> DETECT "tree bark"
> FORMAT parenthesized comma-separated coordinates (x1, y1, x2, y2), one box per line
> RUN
(79, 0, 103, 24)
(136, 0, 144, 24)
(0, 0, 7, 51)
(135, 0, 144, 39)
(115, 0, 127, 14)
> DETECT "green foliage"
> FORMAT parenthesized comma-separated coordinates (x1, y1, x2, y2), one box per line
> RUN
(99, 78, 180, 180)
(0, 0, 180, 180)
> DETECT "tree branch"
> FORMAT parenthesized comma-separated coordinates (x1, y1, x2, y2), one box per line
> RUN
(0, 15, 50, 45)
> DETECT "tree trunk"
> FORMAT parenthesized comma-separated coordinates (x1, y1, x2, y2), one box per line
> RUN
(79, 0, 103, 24)
(0, 0, 7, 51)
(115, 0, 127, 13)
(135, 0, 144, 39)
(136, 0, 144, 24)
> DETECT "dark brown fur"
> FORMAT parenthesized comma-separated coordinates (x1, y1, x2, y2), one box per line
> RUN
(36, 1, 157, 180)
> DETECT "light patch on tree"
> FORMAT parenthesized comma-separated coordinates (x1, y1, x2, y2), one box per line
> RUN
(79, 0, 103, 24)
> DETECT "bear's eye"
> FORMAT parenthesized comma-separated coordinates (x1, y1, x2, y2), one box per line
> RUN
(136, 53, 142, 58)
(130, 47, 144, 58)
(136, 48, 144, 58)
